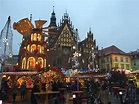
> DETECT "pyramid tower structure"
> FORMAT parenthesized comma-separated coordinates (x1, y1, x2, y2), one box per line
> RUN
(13, 18, 49, 71)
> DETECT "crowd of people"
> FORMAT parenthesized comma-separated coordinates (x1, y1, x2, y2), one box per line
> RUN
(0, 76, 103, 103)
(0, 74, 137, 104)
(0, 78, 27, 104)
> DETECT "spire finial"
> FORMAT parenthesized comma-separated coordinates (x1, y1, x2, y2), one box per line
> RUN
(89, 27, 91, 33)
(8, 16, 10, 20)
(64, 9, 68, 20)
(30, 14, 32, 22)
(53, 6, 54, 12)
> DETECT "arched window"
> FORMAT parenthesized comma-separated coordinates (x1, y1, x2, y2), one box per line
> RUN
(27, 45, 30, 52)
(22, 57, 26, 69)
(37, 57, 43, 68)
(33, 33, 37, 41)
(31, 33, 34, 41)
(31, 44, 36, 53)
(37, 45, 42, 53)
(44, 59, 46, 68)
(27, 57, 35, 69)
(37, 33, 41, 41)
(42, 47, 44, 53)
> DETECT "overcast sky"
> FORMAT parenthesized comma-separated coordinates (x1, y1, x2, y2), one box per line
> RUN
(0, 0, 139, 55)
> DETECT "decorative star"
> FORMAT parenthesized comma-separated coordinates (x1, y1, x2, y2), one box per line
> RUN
(73, 51, 78, 57)
(92, 53, 96, 58)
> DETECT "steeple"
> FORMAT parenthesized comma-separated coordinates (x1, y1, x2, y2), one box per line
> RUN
(89, 27, 91, 33)
(49, 6, 57, 26)
(64, 10, 69, 20)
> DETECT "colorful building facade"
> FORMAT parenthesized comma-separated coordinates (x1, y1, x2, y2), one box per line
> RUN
(129, 50, 139, 71)
(99, 45, 131, 71)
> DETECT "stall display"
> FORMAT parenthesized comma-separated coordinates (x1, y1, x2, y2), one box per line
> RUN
(17, 76, 33, 88)
(41, 70, 65, 91)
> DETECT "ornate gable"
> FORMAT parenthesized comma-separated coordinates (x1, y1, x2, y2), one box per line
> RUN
(55, 24, 74, 47)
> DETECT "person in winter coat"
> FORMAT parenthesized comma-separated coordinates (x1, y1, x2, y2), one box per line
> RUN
(100, 81, 109, 104)
(11, 81, 18, 103)
(30, 82, 40, 104)
(20, 82, 26, 99)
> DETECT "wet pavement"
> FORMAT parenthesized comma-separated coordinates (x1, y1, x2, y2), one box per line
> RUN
(2, 89, 139, 104)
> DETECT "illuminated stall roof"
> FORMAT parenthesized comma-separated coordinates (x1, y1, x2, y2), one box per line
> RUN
(1, 71, 39, 75)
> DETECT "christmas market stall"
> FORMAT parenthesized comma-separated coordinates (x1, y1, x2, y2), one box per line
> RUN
(130, 70, 139, 87)
(1, 71, 40, 100)
(75, 72, 107, 87)
(61, 69, 107, 88)
(1, 71, 39, 88)
(40, 69, 65, 91)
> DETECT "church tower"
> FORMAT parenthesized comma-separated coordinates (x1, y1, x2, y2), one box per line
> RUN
(49, 6, 57, 27)
(47, 10, 78, 69)
(79, 28, 98, 69)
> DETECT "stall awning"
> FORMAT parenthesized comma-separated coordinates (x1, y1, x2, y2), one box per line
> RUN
(1, 71, 39, 75)
(131, 70, 139, 74)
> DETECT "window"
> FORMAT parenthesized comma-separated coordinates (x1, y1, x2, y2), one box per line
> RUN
(37, 33, 41, 41)
(134, 61, 136, 66)
(27, 45, 30, 52)
(126, 64, 129, 70)
(106, 64, 110, 70)
(115, 57, 118, 62)
(31, 44, 36, 53)
(42, 47, 44, 53)
(125, 57, 128, 62)
(22, 57, 26, 69)
(106, 57, 109, 62)
(27, 57, 35, 69)
(121, 64, 124, 69)
(31, 33, 33, 41)
(33, 33, 37, 41)
(120, 57, 123, 62)
(37, 45, 42, 53)
(115, 63, 118, 68)
(61, 38, 63, 41)
(37, 57, 43, 68)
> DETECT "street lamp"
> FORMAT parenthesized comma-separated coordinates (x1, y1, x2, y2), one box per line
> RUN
(119, 91, 123, 104)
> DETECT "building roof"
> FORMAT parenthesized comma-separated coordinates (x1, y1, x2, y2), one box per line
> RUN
(99, 45, 126, 56)
(128, 49, 139, 55)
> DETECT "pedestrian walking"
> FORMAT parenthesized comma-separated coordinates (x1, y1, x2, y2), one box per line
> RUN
(20, 82, 26, 99)
(100, 81, 109, 104)
(11, 81, 18, 103)
(3, 79, 10, 100)
(30, 82, 40, 104)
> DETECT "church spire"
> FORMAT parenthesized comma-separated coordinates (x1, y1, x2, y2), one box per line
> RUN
(49, 6, 57, 26)
(64, 9, 69, 20)
(89, 27, 91, 33)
